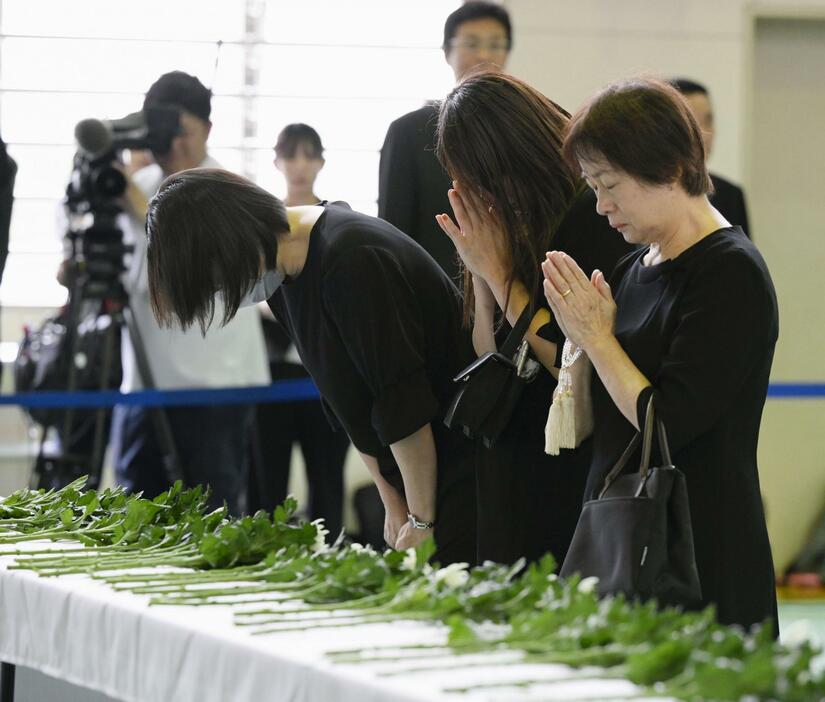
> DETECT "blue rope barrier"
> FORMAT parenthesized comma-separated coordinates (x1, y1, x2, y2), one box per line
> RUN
(766, 382, 825, 398)
(0, 378, 320, 409)
(0, 379, 822, 410)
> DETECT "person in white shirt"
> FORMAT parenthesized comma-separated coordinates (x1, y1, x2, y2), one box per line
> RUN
(111, 71, 269, 514)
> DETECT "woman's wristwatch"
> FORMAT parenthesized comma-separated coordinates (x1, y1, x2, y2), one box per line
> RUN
(407, 512, 435, 530)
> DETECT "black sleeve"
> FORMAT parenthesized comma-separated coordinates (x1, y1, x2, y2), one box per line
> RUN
(0, 136, 16, 284)
(634, 252, 777, 452)
(323, 246, 439, 446)
(378, 118, 418, 240)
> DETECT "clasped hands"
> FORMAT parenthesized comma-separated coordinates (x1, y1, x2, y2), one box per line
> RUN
(542, 251, 616, 352)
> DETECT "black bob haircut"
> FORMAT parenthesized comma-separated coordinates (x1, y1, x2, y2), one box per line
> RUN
(146, 168, 289, 335)
(442, 1, 512, 52)
(274, 123, 325, 160)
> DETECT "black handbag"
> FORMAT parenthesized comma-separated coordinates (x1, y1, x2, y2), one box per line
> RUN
(560, 397, 702, 608)
(443, 305, 536, 449)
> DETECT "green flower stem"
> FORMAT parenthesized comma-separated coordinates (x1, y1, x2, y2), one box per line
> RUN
(14, 549, 198, 572)
(108, 566, 299, 591)
(144, 578, 319, 600)
(235, 598, 416, 626)
(235, 609, 390, 626)
(236, 591, 394, 618)
(149, 580, 325, 606)
(443, 669, 626, 694)
(379, 648, 631, 677)
(99, 561, 270, 585)
(0, 527, 83, 544)
(327, 645, 494, 665)
(1, 545, 132, 557)
(22, 552, 204, 576)
(327, 641, 473, 658)
(12, 543, 195, 567)
(251, 611, 436, 635)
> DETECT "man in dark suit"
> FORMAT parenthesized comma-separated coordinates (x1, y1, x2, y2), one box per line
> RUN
(0, 134, 15, 290)
(378, 2, 513, 281)
(672, 78, 751, 238)
(0, 134, 17, 387)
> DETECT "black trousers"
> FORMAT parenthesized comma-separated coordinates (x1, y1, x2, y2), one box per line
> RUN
(111, 403, 253, 515)
(251, 391, 349, 538)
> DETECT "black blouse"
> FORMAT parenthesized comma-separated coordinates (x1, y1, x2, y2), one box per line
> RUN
(588, 226, 779, 629)
(266, 202, 474, 468)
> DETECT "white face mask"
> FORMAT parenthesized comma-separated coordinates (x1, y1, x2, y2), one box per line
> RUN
(238, 269, 286, 307)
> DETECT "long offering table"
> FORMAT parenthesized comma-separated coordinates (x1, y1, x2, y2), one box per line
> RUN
(0, 541, 642, 702)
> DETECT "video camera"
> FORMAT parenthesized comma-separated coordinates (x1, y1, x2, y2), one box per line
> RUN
(66, 105, 181, 214)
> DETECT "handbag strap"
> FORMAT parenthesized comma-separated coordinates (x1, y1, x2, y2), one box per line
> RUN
(598, 432, 642, 498)
(598, 392, 674, 499)
(499, 304, 534, 358)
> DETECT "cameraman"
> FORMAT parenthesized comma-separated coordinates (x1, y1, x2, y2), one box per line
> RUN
(112, 71, 269, 514)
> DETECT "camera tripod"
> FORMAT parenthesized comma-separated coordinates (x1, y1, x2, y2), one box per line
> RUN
(30, 207, 183, 491)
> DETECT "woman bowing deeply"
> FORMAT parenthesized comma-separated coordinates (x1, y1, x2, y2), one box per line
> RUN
(144, 168, 477, 565)
(543, 77, 778, 630)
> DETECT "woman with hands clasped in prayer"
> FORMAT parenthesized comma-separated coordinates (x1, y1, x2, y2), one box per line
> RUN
(435, 71, 633, 566)
(542, 77, 778, 631)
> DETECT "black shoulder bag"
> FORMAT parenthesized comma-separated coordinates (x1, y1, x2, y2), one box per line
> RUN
(443, 305, 535, 449)
(560, 396, 702, 608)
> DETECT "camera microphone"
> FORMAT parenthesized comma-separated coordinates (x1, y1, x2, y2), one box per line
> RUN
(74, 111, 155, 158)
(74, 119, 112, 158)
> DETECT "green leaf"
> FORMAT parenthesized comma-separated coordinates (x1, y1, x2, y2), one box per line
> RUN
(59, 508, 74, 529)
(627, 639, 692, 685)
(446, 615, 479, 647)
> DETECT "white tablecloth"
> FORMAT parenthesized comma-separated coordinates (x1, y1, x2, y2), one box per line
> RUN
(0, 542, 648, 702)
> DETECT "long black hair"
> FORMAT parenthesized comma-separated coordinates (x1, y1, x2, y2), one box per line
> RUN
(436, 70, 577, 324)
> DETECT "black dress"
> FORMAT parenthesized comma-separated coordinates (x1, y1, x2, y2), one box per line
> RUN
(710, 173, 751, 238)
(378, 104, 459, 281)
(476, 188, 636, 567)
(266, 202, 477, 565)
(587, 227, 778, 630)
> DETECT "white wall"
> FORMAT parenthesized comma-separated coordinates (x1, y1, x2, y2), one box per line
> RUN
(504, 0, 825, 183)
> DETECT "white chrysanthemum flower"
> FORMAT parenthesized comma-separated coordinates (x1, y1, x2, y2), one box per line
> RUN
(810, 651, 825, 679)
(401, 548, 418, 572)
(783, 619, 822, 649)
(349, 542, 365, 553)
(433, 562, 470, 588)
(311, 518, 329, 553)
(577, 576, 599, 594)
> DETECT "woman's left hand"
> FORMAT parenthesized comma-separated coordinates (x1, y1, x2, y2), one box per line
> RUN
(542, 251, 616, 350)
(435, 181, 509, 287)
(395, 523, 432, 551)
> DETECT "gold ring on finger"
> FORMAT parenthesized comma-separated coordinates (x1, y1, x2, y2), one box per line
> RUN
(561, 288, 573, 298)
